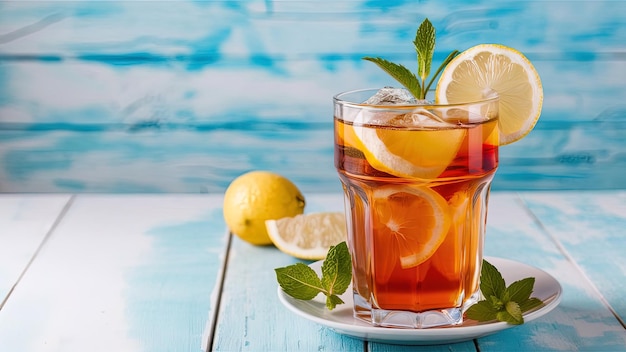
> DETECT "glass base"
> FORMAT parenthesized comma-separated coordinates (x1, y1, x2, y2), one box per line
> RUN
(353, 292, 480, 329)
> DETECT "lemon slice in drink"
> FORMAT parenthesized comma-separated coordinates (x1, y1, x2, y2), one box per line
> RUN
(371, 185, 450, 271)
(435, 44, 543, 145)
(352, 112, 465, 179)
(266, 212, 347, 260)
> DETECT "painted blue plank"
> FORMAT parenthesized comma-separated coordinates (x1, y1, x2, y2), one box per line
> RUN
(370, 342, 476, 352)
(0, 194, 228, 352)
(210, 194, 363, 351)
(126, 198, 228, 352)
(212, 238, 365, 351)
(0, 129, 340, 193)
(1, 120, 625, 193)
(521, 191, 626, 328)
(368, 192, 626, 351)
(1, 1, 624, 56)
(1, 60, 625, 125)
(214, 193, 626, 351)
(1, 193, 624, 351)
(480, 192, 626, 351)
(0, 0, 625, 192)
(0, 194, 70, 303)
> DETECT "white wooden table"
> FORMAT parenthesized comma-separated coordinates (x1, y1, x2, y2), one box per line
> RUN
(1, 192, 625, 351)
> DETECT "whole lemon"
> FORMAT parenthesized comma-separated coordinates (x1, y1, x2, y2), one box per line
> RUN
(223, 171, 306, 245)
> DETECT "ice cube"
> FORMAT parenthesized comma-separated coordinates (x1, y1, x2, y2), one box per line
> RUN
(363, 87, 419, 105)
(406, 109, 450, 127)
(388, 110, 448, 128)
(362, 109, 448, 128)
(359, 87, 457, 128)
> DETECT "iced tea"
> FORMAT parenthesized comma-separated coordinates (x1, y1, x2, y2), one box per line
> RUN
(334, 89, 499, 328)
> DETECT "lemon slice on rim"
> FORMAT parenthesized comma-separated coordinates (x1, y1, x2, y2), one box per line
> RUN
(371, 185, 450, 272)
(435, 44, 543, 145)
(266, 212, 347, 260)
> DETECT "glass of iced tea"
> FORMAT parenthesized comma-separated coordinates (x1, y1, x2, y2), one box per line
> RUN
(334, 87, 499, 328)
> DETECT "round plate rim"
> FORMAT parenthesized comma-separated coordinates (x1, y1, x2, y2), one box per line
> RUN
(276, 256, 562, 345)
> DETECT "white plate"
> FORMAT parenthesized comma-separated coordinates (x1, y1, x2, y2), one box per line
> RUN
(277, 256, 562, 345)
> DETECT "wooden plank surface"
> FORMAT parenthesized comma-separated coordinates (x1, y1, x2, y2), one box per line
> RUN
(479, 193, 626, 351)
(1, 192, 625, 351)
(1, 1, 625, 192)
(521, 191, 626, 328)
(0, 194, 71, 304)
(0, 194, 228, 352)
(0, 128, 339, 194)
(213, 192, 626, 351)
(2, 1, 624, 55)
(210, 194, 366, 351)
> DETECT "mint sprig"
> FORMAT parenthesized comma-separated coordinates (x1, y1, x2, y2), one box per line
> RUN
(363, 18, 459, 100)
(275, 242, 352, 310)
(466, 260, 545, 325)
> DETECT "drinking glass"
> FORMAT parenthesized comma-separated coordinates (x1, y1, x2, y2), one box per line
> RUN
(334, 88, 499, 328)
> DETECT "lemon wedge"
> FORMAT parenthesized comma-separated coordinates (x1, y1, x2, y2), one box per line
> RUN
(266, 212, 347, 260)
(435, 44, 543, 145)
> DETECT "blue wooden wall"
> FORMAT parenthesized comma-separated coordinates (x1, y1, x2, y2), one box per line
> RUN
(0, 1, 625, 193)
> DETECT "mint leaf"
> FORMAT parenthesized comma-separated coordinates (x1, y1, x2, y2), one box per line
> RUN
(466, 300, 498, 322)
(275, 263, 323, 300)
(467, 259, 545, 325)
(489, 295, 505, 311)
(495, 301, 524, 325)
(414, 18, 435, 96)
(362, 57, 421, 99)
(363, 18, 459, 99)
(505, 301, 523, 323)
(424, 49, 459, 93)
(275, 241, 352, 311)
(519, 297, 544, 313)
(506, 277, 535, 303)
(497, 308, 524, 325)
(480, 260, 506, 300)
(321, 242, 352, 296)
(326, 294, 345, 311)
